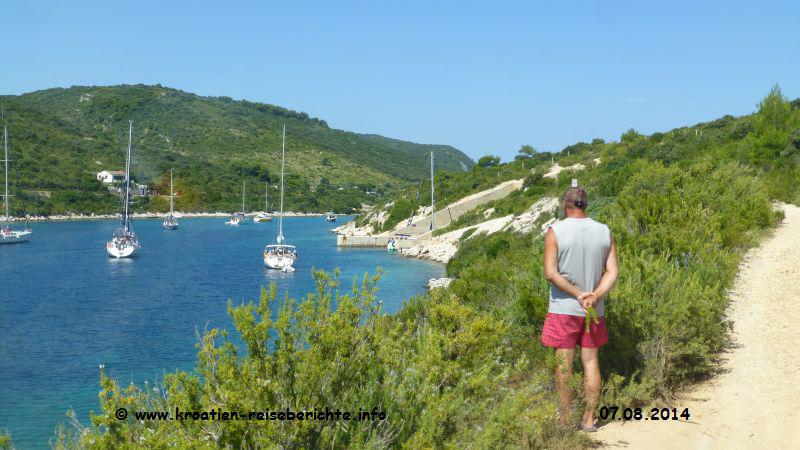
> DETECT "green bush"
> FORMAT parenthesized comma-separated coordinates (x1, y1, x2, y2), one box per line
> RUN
(55, 271, 580, 449)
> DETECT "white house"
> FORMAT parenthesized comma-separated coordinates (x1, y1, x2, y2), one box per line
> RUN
(96, 170, 126, 183)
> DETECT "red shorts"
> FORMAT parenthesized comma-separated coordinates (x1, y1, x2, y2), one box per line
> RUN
(541, 313, 608, 349)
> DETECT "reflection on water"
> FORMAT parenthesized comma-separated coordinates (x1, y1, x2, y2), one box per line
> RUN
(106, 256, 134, 276)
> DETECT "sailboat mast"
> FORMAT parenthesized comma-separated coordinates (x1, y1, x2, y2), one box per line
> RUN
(3, 126, 8, 223)
(430, 151, 435, 231)
(169, 168, 174, 215)
(124, 121, 132, 232)
(265, 180, 269, 212)
(278, 124, 286, 242)
(242, 180, 246, 215)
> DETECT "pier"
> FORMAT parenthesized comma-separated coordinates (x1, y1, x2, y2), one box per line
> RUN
(336, 234, 420, 249)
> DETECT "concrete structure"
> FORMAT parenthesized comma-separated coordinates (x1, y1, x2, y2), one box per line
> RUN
(336, 234, 419, 249)
(391, 178, 524, 237)
(337, 178, 524, 248)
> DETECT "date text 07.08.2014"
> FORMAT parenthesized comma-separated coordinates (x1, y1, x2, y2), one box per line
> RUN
(599, 406, 690, 422)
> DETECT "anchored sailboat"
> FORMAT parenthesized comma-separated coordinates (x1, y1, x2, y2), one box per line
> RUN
(393, 151, 436, 251)
(163, 168, 178, 230)
(106, 121, 141, 258)
(254, 181, 272, 222)
(264, 125, 297, 270)
(226, 181, 247, 225)
(1, 126, 32, 244)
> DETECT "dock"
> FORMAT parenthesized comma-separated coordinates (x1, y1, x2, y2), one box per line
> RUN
(336, 234, 420, 249)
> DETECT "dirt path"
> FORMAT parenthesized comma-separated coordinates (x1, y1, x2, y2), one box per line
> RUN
(597, 203, 800, 450)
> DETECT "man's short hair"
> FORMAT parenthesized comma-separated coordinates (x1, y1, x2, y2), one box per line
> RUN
(563, 187, 588, 210)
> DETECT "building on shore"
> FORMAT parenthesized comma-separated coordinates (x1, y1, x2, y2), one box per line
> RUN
(96, 170, 126, 183)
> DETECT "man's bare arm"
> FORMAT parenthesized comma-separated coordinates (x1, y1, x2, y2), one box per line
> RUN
(593, 235, 619, 300)
(544, 228, 587, 299)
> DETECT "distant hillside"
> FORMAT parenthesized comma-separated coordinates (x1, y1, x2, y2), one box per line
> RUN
(0, 84, 473, 215)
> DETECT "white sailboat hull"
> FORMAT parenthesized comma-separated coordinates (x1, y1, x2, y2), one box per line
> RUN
(263, 253, 296, 269)
(163, 215, 178, 230)
(0, 229, 31, 244)
(106, 239, 141, 258)
(263, 244, 297, 269)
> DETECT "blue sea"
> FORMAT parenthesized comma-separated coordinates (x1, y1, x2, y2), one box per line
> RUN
(0, 217, 444, 449)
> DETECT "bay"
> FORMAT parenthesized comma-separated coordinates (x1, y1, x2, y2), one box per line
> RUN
(0, 216, 443, 449)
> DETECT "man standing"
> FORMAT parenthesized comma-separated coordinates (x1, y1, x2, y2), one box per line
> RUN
(541, 187, 618, 431)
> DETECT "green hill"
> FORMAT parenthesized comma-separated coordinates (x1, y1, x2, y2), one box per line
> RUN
(0, 84, 473, 215)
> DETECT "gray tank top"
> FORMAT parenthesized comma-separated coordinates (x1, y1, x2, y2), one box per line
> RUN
(548, 217, 611, 317)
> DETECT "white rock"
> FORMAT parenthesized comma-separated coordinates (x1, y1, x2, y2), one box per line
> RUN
(543, 163, 586, 179)
(428, 277, 453, 290)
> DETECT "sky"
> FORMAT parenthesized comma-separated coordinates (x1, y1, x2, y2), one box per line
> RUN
(2, 0, 798, 161)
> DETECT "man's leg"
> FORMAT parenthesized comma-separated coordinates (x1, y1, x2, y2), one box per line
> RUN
(554, 347, 575, 427)
(580, 346, 601, 428)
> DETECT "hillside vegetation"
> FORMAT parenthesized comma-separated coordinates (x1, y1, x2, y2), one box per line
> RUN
(28, 86, 800, 449)
(0, 85, 473, 215)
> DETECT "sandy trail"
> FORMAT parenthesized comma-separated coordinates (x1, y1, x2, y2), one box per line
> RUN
(597, 203, 800, 450)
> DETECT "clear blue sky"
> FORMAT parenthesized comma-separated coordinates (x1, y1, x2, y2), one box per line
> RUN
(3, 0, 798, 161)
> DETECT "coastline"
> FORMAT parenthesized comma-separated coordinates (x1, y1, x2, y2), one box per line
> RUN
(1, 212, 347, 222)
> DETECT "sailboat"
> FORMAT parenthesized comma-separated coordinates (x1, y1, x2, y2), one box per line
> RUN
(226, 181, 247, 225)
(263, 125, 297, 270)
(254, 181, 272, 222)
(106, 121, 141, 258)
(392, 151, 436, 251)
(1, 126, 32, 244)
(162, 168, 178, 230)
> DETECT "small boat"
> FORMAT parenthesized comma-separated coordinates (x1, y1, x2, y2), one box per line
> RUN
(264, 125, 297, 270)
(226, 181, 248, 225)
(106, 122, 141, 258)
(0, 226, 31, 243)
(254, 181, 272, 222)
(225, 214, 242, 226)
(1, 125, 32, 244)
(162, 168, 178, 230)
(325, 212, 336, 222)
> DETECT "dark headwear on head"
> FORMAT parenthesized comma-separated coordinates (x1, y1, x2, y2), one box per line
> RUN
(563, 187, 588, 210)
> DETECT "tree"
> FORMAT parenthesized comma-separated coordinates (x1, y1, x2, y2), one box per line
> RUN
(477, 155, 500, 167)
(757, 84, 791, 132)
(516, 145, 536, 159)
(621, 128, 642, 143)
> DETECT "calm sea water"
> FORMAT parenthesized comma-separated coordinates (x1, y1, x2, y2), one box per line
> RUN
(0, 217, 444, 449)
